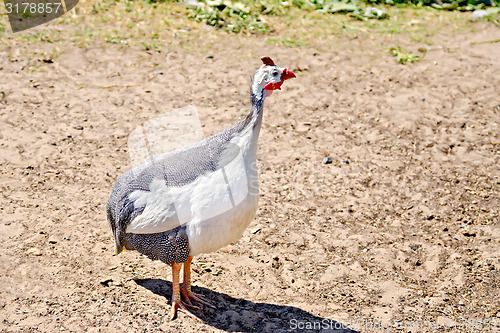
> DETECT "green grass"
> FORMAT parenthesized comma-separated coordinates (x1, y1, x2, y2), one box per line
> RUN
(266, 37, 308, 47)
(389, 46, 423, 64)
(187, 0, 270, 33)
(0, 0, 497, 66)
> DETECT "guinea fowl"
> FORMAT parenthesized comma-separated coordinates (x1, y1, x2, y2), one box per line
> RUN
(106, 56, 295, 321)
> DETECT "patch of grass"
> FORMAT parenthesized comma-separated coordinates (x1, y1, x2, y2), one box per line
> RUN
(186, 0, 391, 33)
(188, 0, 269, 33)
(365, 19, 403, 33)
(314, 0, 362, 13)
(141, 41, 163, 52)
(364, 0, 499, 10)
(477, 7, 500, 25)
(92, 2, 109, 13)
(19, 30, 64, 43)
(266, 37, 308, 47)
(0, 0, 494, 66)
(389, 46, 423, 64)
(185, 0, 499, 35)
(409, 34, 434, 45)
(104, 31, 129, 44)
(255, 0, 290, 15)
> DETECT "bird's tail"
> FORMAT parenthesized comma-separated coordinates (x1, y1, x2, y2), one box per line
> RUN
(114, 229, 125, 255)
(106, 203, 126, 255)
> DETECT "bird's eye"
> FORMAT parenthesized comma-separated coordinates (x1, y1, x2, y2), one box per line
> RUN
(272, 70, 279, 76)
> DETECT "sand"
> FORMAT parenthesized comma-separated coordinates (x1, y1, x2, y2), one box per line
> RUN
(0, 19, 499, 333)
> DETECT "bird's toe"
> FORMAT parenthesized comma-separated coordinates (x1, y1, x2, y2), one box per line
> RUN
(170, 301, 203, 322)
(181, 288, 216, 309)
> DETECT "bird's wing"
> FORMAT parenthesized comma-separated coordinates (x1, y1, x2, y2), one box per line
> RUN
(107, 126, 247, 238)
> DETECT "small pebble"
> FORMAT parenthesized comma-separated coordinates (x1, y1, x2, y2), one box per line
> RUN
(251, 227, 261, 234)
(342, 159, 350, 164)
(205, 54, 214, 59)
(158, 71, 163, 75)
(322, 156, 333, 164)
(100, 278, 113, 287)
(74, 125, 84, 130)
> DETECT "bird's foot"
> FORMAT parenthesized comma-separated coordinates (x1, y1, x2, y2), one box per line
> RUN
(181, 288, 216, 309)
(169, 300, 203, 322)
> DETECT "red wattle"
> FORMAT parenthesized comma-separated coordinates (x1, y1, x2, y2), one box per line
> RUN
(264, 81, 283, 91)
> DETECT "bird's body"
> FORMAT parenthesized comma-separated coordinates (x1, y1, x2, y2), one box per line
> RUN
(106, 57, 295, 320)
(107, 97, 262, 257)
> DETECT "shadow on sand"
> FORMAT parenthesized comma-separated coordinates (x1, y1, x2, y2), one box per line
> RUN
(134, 278, 359, 333)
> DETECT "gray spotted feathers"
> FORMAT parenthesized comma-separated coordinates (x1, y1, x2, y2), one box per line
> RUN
(125, 226, 190, 265)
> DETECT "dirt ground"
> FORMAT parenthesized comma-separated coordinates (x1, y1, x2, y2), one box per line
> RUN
(0, 10, 499, 333)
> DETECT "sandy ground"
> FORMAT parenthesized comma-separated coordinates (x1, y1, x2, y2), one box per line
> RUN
(0, 14, 499, 333)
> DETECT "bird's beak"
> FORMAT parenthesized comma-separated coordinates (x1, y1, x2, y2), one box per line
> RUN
(281, 68, 296, 81)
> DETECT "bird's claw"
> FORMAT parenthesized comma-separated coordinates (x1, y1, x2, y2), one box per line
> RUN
(182, 298, 201, 310)
(170, 300, 203, 322)
(181, 288, 216, 309)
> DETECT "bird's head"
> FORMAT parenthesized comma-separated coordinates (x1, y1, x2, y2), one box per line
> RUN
(252, 56, 296, 98)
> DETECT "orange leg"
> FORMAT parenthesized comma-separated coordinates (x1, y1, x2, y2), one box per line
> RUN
(169, 262, 203, 321)
(181, 256, 215, 309)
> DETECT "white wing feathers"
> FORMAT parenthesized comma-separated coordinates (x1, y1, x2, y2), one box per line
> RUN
(126, 147, 249, 234)
(126, 179, 178, 234)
